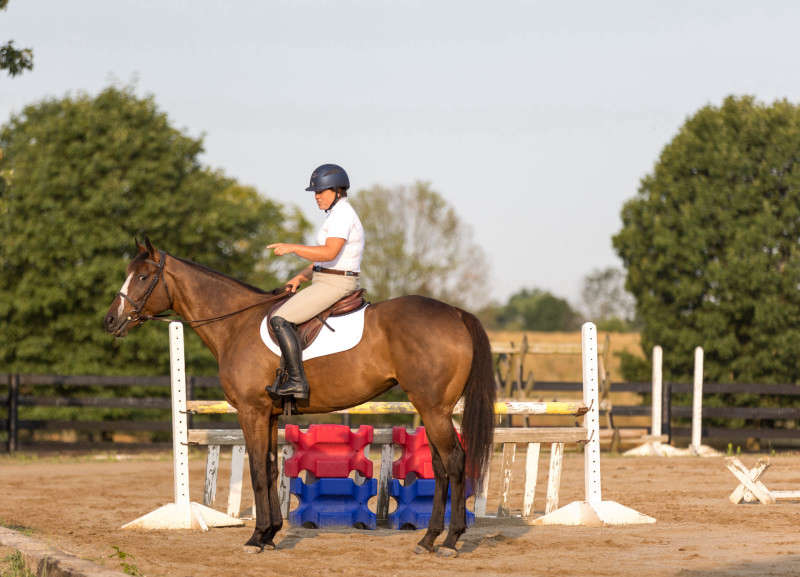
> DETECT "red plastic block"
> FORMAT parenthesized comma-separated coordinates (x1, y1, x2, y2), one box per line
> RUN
(392, 427, 434, 480)
(284, 424, 373, 479)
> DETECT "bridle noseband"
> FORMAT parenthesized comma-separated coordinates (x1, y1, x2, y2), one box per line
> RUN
(116, 250, 173, 328)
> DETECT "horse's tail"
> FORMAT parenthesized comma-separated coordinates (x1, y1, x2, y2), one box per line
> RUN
(458, 309, 496, 483)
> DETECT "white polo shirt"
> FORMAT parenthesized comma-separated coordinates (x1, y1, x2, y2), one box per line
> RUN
(314, 198, 365, 272)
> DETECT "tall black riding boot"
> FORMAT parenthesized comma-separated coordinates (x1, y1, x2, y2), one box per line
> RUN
(266, 316, 309, 400)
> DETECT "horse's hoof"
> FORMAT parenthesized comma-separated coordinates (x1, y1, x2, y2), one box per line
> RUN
(414, 545, 432, 555)
(243, 544, 264, 554)
(436, 546, 459, 558)
(262, 541, 276, 551)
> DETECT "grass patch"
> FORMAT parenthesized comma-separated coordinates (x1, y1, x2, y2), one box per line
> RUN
(0, 521, 33, 537)
(1, 551, 36, 577)
(109, 546, 143, 577)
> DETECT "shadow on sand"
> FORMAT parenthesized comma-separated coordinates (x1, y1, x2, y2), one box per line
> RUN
(275, 516, 533, 553)
(677, 556, 800, 577)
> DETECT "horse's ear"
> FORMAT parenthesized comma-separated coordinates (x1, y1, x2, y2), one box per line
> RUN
(144, 236, 156, 258)
(134, 237, 146, 254)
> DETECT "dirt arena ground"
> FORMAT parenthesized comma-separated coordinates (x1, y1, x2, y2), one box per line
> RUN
(2, 448, 800, 577)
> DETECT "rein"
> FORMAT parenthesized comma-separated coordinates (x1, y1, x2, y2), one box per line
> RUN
(119, 251, 287, 329)
(143, 298, 281, 328)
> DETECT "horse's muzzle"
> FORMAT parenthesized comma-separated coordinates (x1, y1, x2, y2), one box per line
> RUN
(104, 312, 131, 337)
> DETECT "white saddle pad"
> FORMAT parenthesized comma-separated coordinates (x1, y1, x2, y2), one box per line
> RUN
(259, 305, 369, 361)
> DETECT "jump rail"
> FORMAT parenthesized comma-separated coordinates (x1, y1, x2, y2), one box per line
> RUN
(186, 399, 589, 416)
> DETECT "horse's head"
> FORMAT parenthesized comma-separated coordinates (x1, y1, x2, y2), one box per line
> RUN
(104, 238, 173, 337)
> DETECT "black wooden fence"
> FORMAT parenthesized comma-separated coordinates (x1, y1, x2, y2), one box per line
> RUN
(2, 374, 800, 452)
(0, 373, 238, 452)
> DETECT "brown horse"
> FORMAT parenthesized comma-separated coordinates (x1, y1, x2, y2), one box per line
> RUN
(104, 239, 495, 556)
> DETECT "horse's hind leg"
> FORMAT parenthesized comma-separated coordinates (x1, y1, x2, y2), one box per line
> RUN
(439, 440, 467, 555)
(415, 445, 449, 553)
(417, 415, 467, 557)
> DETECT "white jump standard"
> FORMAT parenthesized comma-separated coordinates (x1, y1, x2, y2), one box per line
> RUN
(531, 323, 655, 526)
(122, 322, 243, 530)
(625, 345, 720, 457)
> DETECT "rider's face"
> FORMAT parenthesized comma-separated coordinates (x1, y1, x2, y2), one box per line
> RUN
(315, 189, 337, 210)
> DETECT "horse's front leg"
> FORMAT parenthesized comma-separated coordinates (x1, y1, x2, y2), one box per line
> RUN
(265, 412, 283, 542)
(240, 407, 278, 553)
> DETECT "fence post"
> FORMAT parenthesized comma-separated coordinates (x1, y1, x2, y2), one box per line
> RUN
(8, 374, 19, 453)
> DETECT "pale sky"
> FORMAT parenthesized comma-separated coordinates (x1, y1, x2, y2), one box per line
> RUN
(3, 1, 800, 307)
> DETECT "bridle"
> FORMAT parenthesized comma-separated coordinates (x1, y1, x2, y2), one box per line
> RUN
(115, 250, 287, 330)
(116, 250, 173, 332)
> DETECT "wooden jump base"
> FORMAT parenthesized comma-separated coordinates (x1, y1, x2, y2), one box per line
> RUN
(726, 457, 800, 505)
(123, 321, 656, 530)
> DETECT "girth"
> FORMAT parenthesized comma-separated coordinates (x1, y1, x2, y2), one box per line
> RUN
(266, 288, 367, 350)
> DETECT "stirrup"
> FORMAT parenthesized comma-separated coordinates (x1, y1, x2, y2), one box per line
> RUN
(282, 398, 297, 416)
(265, 368, 287, 399)
(266, 369, 309, 408)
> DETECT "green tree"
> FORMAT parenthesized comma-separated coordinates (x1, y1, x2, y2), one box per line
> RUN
(0, 86, 309, 375)
(581, 266, 637, 331)
(350, 181, 490, 309)
(1, 1, 34, 77)
(613, 95, 800, 383)
(494, 288, 581, 331)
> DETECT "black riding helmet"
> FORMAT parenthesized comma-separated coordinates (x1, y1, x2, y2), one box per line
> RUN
(305, 164, 350, 192)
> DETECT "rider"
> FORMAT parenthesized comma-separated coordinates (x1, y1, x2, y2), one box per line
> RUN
(266, 163, 364, 400)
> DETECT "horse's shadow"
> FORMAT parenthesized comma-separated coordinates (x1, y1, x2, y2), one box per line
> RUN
(275, 517, 533, 553)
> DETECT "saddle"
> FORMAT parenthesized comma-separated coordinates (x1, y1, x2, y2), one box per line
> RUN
(267, 288, 367, 349)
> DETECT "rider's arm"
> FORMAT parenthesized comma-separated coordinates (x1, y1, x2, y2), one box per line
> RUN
(286, 264, 314, 292)
(270, 237, 346, 263)
(294, 264, 314, 282)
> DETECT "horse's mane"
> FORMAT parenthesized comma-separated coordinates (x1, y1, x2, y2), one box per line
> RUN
(160, 252, 286, 300)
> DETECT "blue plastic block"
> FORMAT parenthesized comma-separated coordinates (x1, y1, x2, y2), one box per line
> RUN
(388, 478, 475, 530)
(289, 477, 377, 529)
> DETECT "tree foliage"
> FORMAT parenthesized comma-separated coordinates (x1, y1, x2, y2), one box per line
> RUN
(0, 86, 309, 375)
(581, 267, 637, 331)
(492, 288, 581, 332)
(350, 181, 490, 309)
(1, 1, 34, 77)
(613, 95, 800, 383)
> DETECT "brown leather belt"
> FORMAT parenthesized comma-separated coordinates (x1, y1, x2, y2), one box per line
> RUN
(313, 265, 359, 277)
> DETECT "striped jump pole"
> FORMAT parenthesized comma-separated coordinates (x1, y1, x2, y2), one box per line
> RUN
(187, 399, 589, 416)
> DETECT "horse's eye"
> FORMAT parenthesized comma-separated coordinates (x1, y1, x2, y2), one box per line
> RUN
(137, 274, 148, 281)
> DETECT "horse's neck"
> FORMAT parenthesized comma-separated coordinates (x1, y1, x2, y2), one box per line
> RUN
(165, 258, 266, 359)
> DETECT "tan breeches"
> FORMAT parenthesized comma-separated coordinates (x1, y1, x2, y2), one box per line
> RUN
(273, 272, 359, 324)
